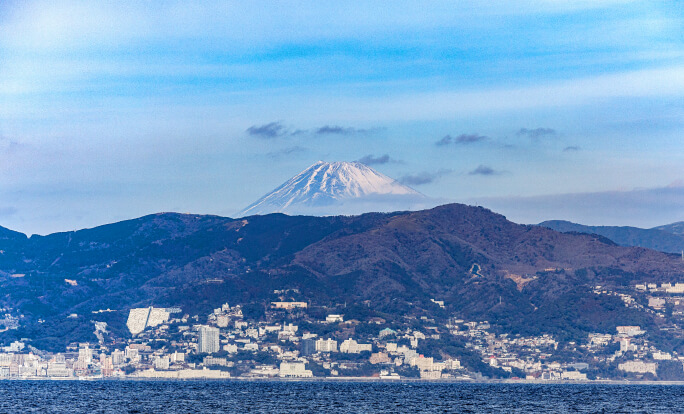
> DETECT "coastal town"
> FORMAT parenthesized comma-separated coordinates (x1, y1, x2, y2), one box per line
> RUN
(1, 282, 683, 381)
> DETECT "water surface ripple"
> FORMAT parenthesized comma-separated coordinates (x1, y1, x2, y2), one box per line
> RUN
(0, 381, 682, 413)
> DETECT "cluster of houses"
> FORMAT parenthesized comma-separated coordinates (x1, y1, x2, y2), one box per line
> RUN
(1, 290, 683, 381)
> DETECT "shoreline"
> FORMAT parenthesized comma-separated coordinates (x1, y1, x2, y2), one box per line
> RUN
(3, 376, 684, 385)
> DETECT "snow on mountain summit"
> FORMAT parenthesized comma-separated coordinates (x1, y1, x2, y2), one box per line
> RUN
(238, 161, 426, 217)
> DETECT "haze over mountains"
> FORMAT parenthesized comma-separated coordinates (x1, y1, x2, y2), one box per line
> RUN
(238, 161, 430, 217)
(539, 220, 684, 254)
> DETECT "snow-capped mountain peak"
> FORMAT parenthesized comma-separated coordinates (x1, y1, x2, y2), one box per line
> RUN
(238, 161, 425, 216)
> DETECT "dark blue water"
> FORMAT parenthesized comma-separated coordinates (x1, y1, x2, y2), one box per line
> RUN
(0, 381, 682, 413)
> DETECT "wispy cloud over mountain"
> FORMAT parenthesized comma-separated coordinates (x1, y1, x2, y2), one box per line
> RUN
(399, 169, 452, 185)
(517, 128, 556, 140)
(357, 154, 391, 165)
(247, 122, 287, 138)
(246, 122, 374, 139)
(315, 125, 367, 135)
(436, 133, 488, 146)
(0, 136, 23, 154)
(469, 165, 500, 176)
(0, 206, 18, 218)
(267, 146, 307, 159)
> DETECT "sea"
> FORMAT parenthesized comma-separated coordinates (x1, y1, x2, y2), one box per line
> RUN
(0, 381, 682, 413)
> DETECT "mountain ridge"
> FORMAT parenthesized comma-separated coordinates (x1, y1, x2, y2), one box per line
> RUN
(1, 203, 683, 350)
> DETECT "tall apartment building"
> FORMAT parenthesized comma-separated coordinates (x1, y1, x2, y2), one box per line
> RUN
(125, 346, 140, 363)
(154, 356, 170, 370)
(100, 353, 114, 377)
(111, 349, 125, 366)
(301, 339, 316, 356)
(198, 326, 220, 354)
(78, 345, 92, 364)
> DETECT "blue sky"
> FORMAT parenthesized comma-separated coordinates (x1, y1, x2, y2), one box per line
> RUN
(0, 1, 683, 234)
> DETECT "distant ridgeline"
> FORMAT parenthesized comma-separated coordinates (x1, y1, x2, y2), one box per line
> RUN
(538, 220, 684, 254)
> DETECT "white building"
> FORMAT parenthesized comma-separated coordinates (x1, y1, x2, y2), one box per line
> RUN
(170, 352, 185, 364)
(652, 352, 672, 360)
(616, 326, 644, 337)
(561, 371, 587, 380)
(111, 349, 125, 366)
(279, 362, 313, 378)
(444, 359, 462, 370)
(147, 308, 170, 327)
(46, 359, 70, 377)
(126, 307, 170, 335)
(271, 302, 308, 310)
(420, 370, 442, 379)
(126, 308, 151, 335)
(665, 283, 684, 294)
(203, 356, 228, 367)
(618, 360, 657, 375)
(409, 356, 435, 371)
(154, 356, 170, 370)
(223, 344, 238, 354)
(339, 339, 372, 354)
(78, 345, 92, 365)
(125, 346, 139, 362)
(315, 338, 338, 352)
(198, 326, 220, 354)
(588, 333, 612, 347)
(326, 314, 344, 323)
(620, 339, 637, 353)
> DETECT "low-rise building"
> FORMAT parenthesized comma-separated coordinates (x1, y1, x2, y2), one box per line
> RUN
(271, 302, 308, 310)
(279, 362, 313, 378)
(326, 314, 344, 323)
(618, 360, 657, 375)
(369, 352, 392, 364)
(561, 370, 587, 380)
(648, 297, 666, 309)
(616, 326, 644, 337)
(652, 352, 672, 360)
(339, 339, 372, 354)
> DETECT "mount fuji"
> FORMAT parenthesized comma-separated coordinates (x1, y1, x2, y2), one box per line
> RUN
(238, 161, 432, 217)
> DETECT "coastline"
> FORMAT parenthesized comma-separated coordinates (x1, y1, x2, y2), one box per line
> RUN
(3, 376, 684, 385)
